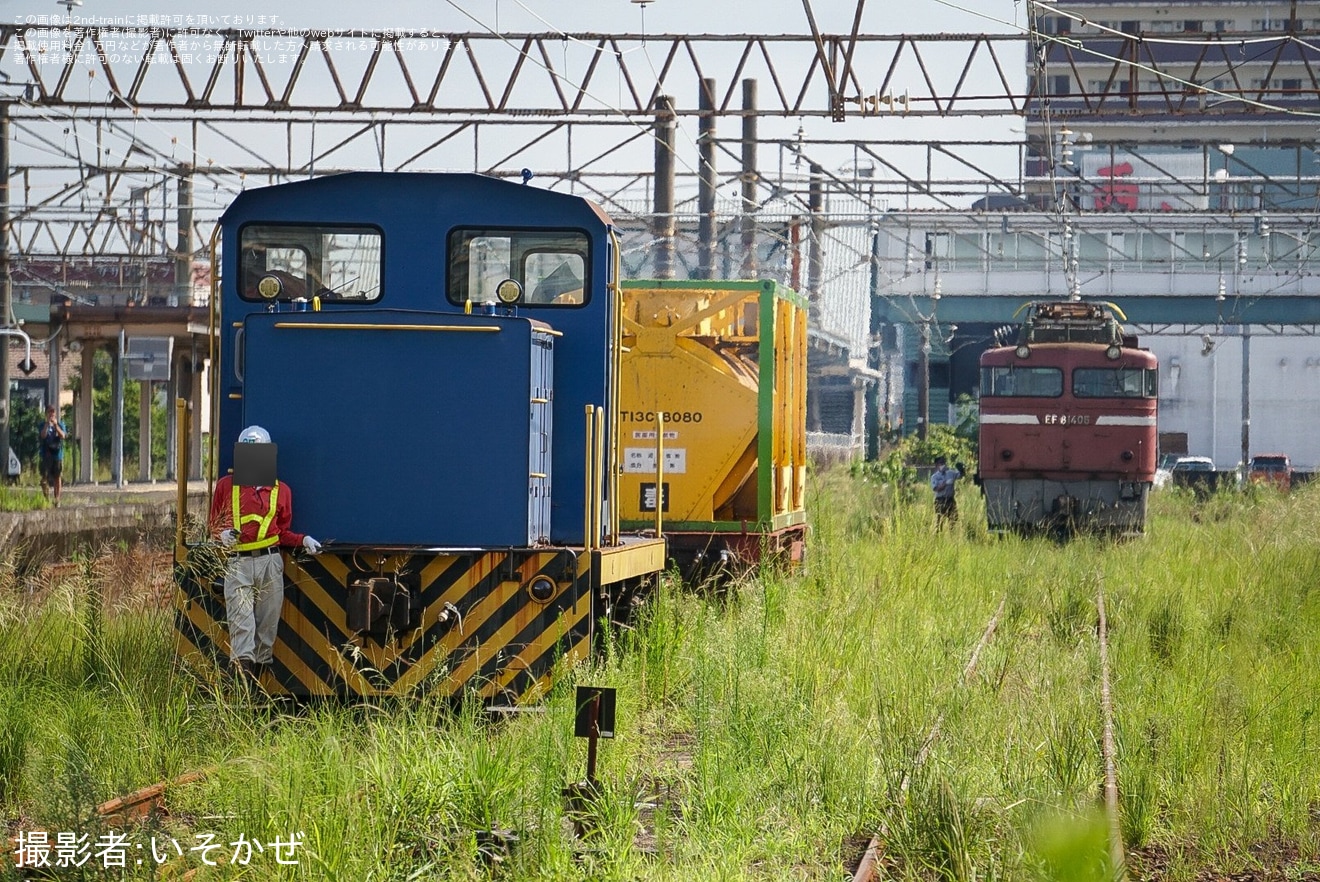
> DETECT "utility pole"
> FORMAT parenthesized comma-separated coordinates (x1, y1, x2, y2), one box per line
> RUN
(740, 79, 758, 278)
(652, 96, 675, 280)
(697, 78, 716, 280)
(918, 317, 930, 441)
(0, 102, 11, 469)
(866, 227, 882, 459)
(1240, 327, 1251, 473)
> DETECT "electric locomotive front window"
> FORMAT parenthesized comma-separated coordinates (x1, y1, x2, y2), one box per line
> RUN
(448, 229, 590, 307)
(1073, 367, 1158, 398)
(980, 366, 1063, 397)
(239, 225, 383, 303)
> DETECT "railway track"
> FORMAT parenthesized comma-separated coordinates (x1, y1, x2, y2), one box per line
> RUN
(8, 768, 210, 877)
(851, 588, 1128, 881)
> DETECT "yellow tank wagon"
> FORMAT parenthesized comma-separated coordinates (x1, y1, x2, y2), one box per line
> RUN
(619, 279, 808, 580)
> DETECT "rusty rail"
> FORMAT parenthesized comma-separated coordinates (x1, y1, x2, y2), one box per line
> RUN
(95, 768, 210, 827)
(854, 589, 1130, 881)
(1097, 590, 1127, 880)
(852, 597, 1007, 882)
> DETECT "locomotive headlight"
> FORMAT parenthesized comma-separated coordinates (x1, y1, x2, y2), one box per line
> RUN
(1105, 344, 1122, 360)
(526, 575, 556, 603)
(496, 278, 523, 304)
(257, 274, 282, 300)
(1121, 450, 1134, 461)
(1000, 448, 1014, 461)
(1015, 344, 1030, 359)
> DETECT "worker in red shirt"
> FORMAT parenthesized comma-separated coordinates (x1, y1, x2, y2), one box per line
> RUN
(209, 425, 322, 682)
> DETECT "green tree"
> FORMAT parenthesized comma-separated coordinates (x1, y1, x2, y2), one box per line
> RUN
(66, 350, 169, 478)
(852, 424, 976, 495)
(9, 395, 45, 465)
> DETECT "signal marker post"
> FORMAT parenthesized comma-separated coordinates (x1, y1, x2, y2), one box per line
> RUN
(574, 686, 616, 786)
(564, 686, 616, 837)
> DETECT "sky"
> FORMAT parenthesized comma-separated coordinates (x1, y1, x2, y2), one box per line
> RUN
(0, 0, 1040, 187)
(0, 0, 1040, 216)
(2, 0, 1029, 38)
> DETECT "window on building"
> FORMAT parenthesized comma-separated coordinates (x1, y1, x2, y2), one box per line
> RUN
(1140, 232, 1170, 263)
(952, 233, 985, 270)
(1078, 232, 1109, 266)
(1041, 15, 1071, 35)
(925, 231, 951, 270)
(1016, 231, 1050, 268)
(1111, 231, 1130, 266)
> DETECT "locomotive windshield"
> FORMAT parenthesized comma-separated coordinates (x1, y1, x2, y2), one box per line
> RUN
(980, 366, 1063, 397)
(1073, 367, 1158, 398)
(448, 229, 590, 307)
(239, 224, 383, 302)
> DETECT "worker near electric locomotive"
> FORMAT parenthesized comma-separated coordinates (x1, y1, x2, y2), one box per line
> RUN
(209, 425, 322, 681)
(930, 455, 965, 527)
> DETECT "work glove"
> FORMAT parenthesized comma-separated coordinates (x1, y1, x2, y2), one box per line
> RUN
(219, 529, 237, 547)
(302, 536, 323, 555)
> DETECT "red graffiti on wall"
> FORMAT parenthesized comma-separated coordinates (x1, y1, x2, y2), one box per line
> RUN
(1094, 162, 1138, 211)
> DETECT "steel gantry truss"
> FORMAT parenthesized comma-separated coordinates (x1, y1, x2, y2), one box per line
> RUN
(5, 25, 1035, 118)
(1, 12, 1320, 470)
(0, 21, 1317, 259)
(5, 21, 1318, 119)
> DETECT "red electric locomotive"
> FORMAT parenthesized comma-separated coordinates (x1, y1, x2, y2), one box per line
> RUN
(978, 301, 1158, 535)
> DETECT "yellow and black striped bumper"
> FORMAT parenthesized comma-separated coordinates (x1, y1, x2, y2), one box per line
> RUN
(174, 548, 593, 702)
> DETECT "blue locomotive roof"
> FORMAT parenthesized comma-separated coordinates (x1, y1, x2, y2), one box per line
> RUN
(221, 171, 613, 228)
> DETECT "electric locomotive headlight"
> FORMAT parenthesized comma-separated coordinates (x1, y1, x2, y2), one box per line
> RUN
(1121, 450, 1134, 461)
(1105, 344, 1122, 360)
(496, 278, 523, 304)
(256, 274, 283, 300)
(1015, 344, 1030, 359)
(1000, 448, 1014, 461)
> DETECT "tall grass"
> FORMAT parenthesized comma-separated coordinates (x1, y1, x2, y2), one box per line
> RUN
(1, 479, 1318, 879)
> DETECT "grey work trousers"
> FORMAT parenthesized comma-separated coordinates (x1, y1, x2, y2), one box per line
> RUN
(224, 551, 285, 665)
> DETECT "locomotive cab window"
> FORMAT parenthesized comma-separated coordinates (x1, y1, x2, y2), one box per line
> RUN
(448, 229, 589, 307)
(239, 225, 382, 303)
(980, 366, 1063, 397)
(1073, 367, 1158, 398)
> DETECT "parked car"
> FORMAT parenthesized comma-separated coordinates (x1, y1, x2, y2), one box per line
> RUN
(1153, 453, 1183, 489)
(1169, 456, 1218, 492)
(1247, 453, 1292, 491)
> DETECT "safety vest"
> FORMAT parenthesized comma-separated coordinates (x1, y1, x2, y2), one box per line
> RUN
(231, 482, 281, 552)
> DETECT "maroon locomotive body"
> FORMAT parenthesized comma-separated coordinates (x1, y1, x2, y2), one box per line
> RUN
(978, 301, 1158, 534)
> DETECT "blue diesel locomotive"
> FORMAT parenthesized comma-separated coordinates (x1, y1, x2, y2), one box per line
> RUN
(174, 172, 667, 701)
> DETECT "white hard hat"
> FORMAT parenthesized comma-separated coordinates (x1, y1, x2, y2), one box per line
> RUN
(238, 425, 271, 444)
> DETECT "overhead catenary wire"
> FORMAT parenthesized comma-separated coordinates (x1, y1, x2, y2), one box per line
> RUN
(933, 0, 1320, 119)
(1025, 0, 1083, 300)
(436, 0, 853, 296)
(0, 13, 1314, 303)
(436, 0, 905, 268)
